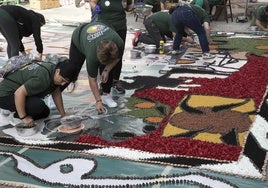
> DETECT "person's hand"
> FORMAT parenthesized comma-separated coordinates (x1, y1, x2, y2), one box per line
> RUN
(101, 70, 109, 83)
(22, 116, 35, 127)
(21, 51, 27, 56)
(35, 53, 42, 60)
(96, 101, 106, 114)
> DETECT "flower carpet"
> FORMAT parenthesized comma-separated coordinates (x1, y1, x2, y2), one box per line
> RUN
(0, 33, 268, 187)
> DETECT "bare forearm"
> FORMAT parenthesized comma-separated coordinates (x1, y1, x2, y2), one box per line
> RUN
(256, 20, 268, 31)
(14, 86, 28, 119)
(89, 0, 98, 10)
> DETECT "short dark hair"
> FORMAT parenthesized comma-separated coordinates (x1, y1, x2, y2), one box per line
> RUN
(56, 60, 77, 82)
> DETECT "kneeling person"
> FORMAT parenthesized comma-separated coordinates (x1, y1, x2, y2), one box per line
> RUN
(0, 59, 77, 126)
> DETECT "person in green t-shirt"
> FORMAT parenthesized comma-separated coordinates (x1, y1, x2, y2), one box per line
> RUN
(89, 0, 135, 94)
(0, 60, 77, 127)
(68, 22, 124, 113)
(132, 11, 194, 48)
(250, 4, 268, 32)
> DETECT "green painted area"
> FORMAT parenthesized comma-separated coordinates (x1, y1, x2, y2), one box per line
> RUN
(125, 96, 170, 118)
(214, 37, 268, 56)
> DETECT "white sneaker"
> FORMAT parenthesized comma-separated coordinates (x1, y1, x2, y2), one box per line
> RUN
(47, 95, 56, 109)
(9, 113, 22, 126)
(101, 94, 118, 108)
(203, 53, 215, 60)
(1, 109, 11, 116)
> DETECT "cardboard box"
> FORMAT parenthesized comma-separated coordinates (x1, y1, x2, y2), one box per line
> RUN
(30, 0, 60, 10)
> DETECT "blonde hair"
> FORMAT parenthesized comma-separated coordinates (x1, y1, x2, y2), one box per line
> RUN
(97, 40, 119, 64)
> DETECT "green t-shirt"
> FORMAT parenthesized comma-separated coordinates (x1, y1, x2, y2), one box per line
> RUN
(71, 22, 124, 78)
(188, 4, 210, 23)
(149, 11, 176, 33)
(254, 5, 268, 22)
(0, 62, 57, 98)
(95, 0, 132, 31)
(190, 0, 210, 14)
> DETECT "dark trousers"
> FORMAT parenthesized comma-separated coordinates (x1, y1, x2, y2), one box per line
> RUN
(0, 95, 50, 120)
(172, 5, 209, 53)
(0, 9, 20, 58)
(113, 28, 126, 81)
(140, 18, 162, 48)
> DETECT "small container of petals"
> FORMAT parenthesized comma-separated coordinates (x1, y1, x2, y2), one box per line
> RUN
(60, 115, 85, 129)
(15, 123, 39, 137)
(144, 45, 157, 54)
(130, 49, 142, 59)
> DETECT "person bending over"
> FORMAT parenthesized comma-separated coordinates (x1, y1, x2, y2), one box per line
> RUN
(0, 5, 45, 59)
(132, 10, 194, 48)
(68, 22, 124, 113)
(89, 0, 135, 94)
(0, 59, 77, 126)
(170, 4, 215, 59)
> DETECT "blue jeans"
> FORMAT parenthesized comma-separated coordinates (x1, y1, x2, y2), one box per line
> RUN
(171, 5, 209, 53)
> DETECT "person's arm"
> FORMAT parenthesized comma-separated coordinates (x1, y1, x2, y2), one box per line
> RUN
(160, 1, 165, 10)
(51, 87, 66, 117)
(255, 19, 268, 32)
(89, 0, 98, 10)
(203, 22, 212, 44)
(14, 85, 34, 126)
(126, 0, 135, 12)
(88, 76, 106, 113)
(101, 58, 120, 83)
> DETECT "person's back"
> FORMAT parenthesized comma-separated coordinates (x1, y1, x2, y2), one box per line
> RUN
(148, 11, 176, 33)
(0, 61, 56, 98)
(190, 0, 210, 14)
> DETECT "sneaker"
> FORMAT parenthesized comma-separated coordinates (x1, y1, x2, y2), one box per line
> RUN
(9, 113, 22, 126)
(112, 81, 125, 94)
(132, 31, 142, 47)
(202, 53, 215, 60)
(1, 109, 11, 116)
(101, 94, 118, 108)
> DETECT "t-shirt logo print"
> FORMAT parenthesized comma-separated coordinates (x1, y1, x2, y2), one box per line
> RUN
(86, 24, 109, 42)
